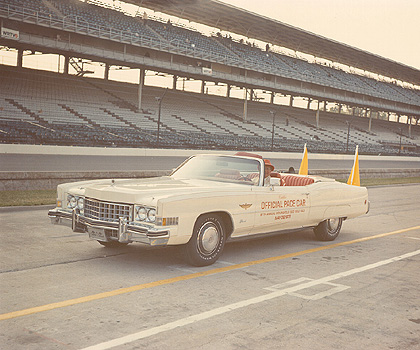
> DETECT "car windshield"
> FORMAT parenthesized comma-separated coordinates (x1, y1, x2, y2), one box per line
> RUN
(171, 155, 262, 185)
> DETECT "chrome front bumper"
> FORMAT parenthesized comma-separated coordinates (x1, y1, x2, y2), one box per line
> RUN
(48, 208, 170, 246)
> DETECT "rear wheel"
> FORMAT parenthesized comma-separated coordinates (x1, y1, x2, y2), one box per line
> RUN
(185, 214, 226, 267)
(313, 218, 343, 241)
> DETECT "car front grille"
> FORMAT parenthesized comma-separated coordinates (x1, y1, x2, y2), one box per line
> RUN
(84, 198, 132, 222)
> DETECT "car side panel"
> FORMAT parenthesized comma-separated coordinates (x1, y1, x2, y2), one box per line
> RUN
(250, 185, 310, 234)
(306, 182, 368, 225)
(158, 190, 257, 245)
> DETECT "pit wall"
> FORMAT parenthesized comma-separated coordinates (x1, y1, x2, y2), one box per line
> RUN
(1, 169, 420, 191)
(1, 144, 419, 190)
(2, 144, 419, 161)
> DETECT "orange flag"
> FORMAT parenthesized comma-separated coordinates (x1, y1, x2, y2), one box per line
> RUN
(298, 143, 308, 175)
(347, 145, 360, 186)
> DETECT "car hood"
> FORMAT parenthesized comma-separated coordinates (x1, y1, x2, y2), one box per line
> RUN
(82, 176, 245, 205)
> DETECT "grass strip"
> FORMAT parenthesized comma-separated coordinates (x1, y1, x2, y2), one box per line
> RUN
(361, 176, 420, 186)
(1, 177, 419, 207)
(336, 176, 420, 186)
(0, 190, 56, 207)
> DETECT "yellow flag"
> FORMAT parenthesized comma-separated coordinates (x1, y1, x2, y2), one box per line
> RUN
(298, 143, 308, 175)
(347, 145, 360, 186)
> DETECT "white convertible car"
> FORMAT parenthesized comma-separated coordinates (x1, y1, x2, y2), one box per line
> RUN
(48, 153, 369, 266)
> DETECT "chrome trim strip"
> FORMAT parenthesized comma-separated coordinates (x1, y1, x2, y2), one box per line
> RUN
(48, 208, 169, 246)
(84, 197, 133, 222)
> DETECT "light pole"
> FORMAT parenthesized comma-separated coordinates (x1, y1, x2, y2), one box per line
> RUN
(155, 88, 168, 146)
(270, 111, 276, 151)
(346, 121, 351, 153)
(399, 128, 402, 155)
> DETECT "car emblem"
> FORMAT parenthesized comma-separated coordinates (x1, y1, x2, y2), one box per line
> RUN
(239, 203, 252, 210)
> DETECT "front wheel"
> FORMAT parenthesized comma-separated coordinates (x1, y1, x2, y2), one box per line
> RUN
(185, 214, 226, 267)
(313, 218, 343, 241)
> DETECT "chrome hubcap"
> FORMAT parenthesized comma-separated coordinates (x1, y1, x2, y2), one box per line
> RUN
(199, 224, 219, 255)
(328, 218, 340, 232)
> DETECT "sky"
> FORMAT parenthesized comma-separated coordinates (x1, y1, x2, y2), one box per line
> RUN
(219, 0, 420, 70)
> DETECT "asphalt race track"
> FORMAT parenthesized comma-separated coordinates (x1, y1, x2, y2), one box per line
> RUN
(1, 153, 419, 172)
(1, 184, 419, 349)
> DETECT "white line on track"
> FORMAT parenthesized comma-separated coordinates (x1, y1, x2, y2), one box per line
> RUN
(80, 249, 420, 350)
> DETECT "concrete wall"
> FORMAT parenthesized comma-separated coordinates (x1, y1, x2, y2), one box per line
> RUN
(2, 144, 419, 162)
(1, 144, 419, 190)
(1, 168, 420, 191)
(0, 170, 168, 191)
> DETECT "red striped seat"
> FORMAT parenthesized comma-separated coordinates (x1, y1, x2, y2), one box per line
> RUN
(282, 174, 314, 186)
(247, 172, 260, 181)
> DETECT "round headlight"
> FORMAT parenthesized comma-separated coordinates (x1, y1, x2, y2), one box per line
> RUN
(136, 207, 147, 221)
(77, 197, 84, 210)
(147, 208, 156, 222)
(68, 196, 77, 209)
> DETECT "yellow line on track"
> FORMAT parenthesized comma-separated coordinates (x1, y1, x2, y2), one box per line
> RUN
(1, 225, 419, 321)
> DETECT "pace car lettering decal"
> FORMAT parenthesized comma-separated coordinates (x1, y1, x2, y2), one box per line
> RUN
(260, 198, 307, 221)
(261, 198, 306, 209)
(261, 200, 282, 209)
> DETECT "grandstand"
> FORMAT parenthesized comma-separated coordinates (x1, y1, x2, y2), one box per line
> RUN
(1, 0, 419, 156)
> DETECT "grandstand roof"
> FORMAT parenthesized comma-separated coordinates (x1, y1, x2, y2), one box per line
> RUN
(126, 0, 420, 85)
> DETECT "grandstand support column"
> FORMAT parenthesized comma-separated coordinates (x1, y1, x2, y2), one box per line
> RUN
(138, 68, 145, 112)
(173, 75, 177, 90)
(104, 63, 110, 80)
(201, 80, 205, 94)
(408, 116, 412, 137)
(17, 48, 23, 68)
(64, 55, 69, 75)
(316, 109, 320, 128)
(243, 88, 248, 121)
(289, 96, 294, 107)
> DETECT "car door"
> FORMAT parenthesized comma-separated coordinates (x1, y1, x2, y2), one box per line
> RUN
(251, 184, 310, 235)
(227, 190, 257, 238)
